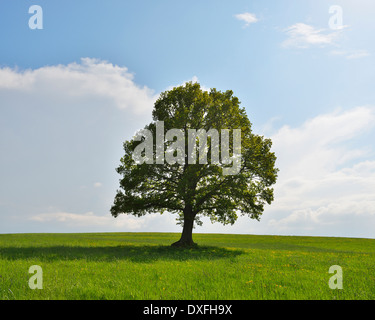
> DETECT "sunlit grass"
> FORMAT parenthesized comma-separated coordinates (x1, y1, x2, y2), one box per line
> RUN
(0, 232, 374, 300)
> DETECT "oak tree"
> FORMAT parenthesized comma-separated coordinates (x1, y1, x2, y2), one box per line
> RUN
(111, 82, 278, 247)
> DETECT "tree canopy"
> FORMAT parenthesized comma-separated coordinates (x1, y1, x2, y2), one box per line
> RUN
(111, 82, 278, 246)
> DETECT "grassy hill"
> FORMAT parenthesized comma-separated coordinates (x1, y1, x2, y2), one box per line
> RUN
(0, 232, 374, 300)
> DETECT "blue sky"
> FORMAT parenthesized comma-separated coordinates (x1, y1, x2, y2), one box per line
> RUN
(1, 0, 374, 238)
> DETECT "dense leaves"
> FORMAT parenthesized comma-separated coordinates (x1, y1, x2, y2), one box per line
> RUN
(111, 82, 278, 245)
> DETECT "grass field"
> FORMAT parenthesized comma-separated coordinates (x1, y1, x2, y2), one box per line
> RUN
(0, 232, 374, 300)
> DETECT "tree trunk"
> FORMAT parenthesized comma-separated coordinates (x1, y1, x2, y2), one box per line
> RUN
(171, 207, 196, 247)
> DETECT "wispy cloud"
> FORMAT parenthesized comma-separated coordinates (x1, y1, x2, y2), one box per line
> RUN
(166, 75, 210, 92)
(346, 49, 371, 60)
(282, 23, 342, 48)
(30, 211, 154, 230)
(28, 210, 179, 233)
(234, 12, 258, 27)
(330, 49, 371, 60)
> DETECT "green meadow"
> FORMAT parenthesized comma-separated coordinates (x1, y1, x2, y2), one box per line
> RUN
(0, 232, 374, 300)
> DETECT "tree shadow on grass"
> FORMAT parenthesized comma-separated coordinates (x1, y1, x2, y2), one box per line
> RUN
(0, 245, 245, 263)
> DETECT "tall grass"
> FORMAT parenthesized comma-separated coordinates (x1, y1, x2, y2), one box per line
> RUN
(0, 232, 374, 300)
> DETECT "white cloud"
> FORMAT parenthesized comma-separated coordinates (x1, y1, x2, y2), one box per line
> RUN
(30, 211, 152, 230)
(28, 210, 182, 233)
(282, 23, 341, 48)
(0, 58, 157, 115)
(329, 50, 346, 56)
(346, 49, 371, 60)
(166, 75, 210, 92)
(263, 106, 375, 237)
(0, 58, 161, 234)
(234, 12, 258, 27)
(330, 49, 371, 60)
(272, 106, 375, 178)
(259, 116, 282, 135)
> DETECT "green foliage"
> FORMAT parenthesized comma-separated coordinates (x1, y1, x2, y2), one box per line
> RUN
(111, 82, 278, 230)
